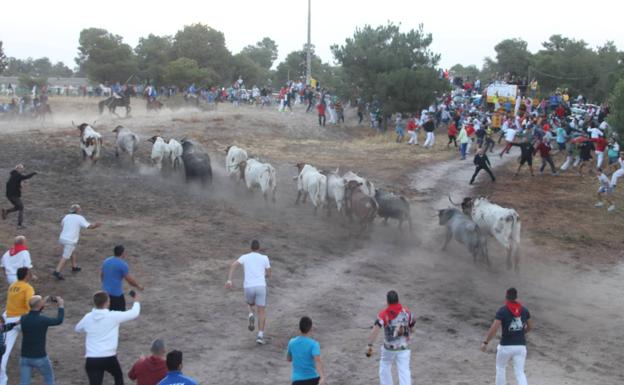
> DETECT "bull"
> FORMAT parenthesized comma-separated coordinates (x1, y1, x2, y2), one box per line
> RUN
(345, 180, 378, 234)
(375, 189, 412, 231)
(180, 139, 212, 185)
(438, 207, 489, 264)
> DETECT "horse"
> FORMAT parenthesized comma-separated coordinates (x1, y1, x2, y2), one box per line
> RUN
(98, 93, 131, 117)
(146, 99, 163, 112)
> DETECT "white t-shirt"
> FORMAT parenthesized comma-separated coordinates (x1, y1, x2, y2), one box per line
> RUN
(588, 127, 603, 139)
(505, 128, 517, 142)
(237, 252, 270, 288)
(1, 250, 32, 281)
(59, 214, 90, 244)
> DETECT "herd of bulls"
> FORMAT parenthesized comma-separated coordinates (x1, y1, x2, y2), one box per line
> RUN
(75, 122, 521, 270)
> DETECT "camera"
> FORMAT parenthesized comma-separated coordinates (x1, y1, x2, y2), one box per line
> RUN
(128, 290, 136, 298)
(46, 296, 58, 303)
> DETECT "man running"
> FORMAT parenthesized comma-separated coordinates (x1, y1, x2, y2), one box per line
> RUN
(480, 287, 533, 385)
(225, 240, 271, 345)
(366, 290, 415, 385)
(53, 204, 101, 280)
(511, 139, 535, 177)
(101, 245, 144, 311)
(2, 164, 37, 229)
(287, 316, 326, 385)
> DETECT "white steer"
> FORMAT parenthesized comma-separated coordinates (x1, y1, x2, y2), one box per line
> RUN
(238, 159, 277, 203)
(295, 163, 327, 214)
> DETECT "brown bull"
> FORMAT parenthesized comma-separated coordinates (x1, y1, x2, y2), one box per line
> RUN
(345, 180, 378, 234)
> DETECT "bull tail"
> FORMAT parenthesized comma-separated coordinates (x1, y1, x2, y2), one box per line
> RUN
(316, 175, 327, 207)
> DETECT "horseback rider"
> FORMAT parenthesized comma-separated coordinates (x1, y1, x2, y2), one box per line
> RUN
(112, 82, 123, 99)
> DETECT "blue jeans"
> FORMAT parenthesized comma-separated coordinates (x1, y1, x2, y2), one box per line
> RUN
(460, 143, 468, 159)
(20, 356, 54, 385)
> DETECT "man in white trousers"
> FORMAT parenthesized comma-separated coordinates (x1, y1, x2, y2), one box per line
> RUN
(481, 287, 534, 385)
(366, 290, 415, 385)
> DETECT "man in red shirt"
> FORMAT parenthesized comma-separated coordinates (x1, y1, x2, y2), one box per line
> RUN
(534, 139, 558, 175)
(128, 339, 167, 385)
(317, 102, 326, 127)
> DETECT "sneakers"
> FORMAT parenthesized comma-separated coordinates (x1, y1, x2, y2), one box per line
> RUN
(1, 209, 6, 220)
(17, 225, 26, 229)
(52, 271, 65, 281)
(255, 335, 265, 345)
(248, 313, 255, 332)
(595, 202, 605, 208)
(608, 205, 616, 212)
(71, 266, 82, 273)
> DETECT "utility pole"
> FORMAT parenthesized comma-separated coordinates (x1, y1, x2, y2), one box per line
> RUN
(306, 0, 312, 86)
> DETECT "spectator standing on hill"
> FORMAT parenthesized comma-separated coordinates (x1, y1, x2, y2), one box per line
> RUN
(19, 295, 64, 385)
(53, 204, 101, 280)
(101, 245, 144, 312)
(395, 114, 404, 143)
(458, 125, 469, 160)
(316, 102, 326, 127)
(447, 121, 457, 148)
(480, 288, 533, 385)
(2, 164, 37, 229)
(422, 116, 436, 149)
(287, 316, 326, 385)
(128, 339, 168, 385)
(225, 240, 271, 345)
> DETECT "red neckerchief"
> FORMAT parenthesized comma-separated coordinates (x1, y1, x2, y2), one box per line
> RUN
(9, 244, 28, 256)
(378, 303, 406, 325)
(505, 300, 522, 317)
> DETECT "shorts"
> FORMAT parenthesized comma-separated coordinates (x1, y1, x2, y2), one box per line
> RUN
(609, 156, 619, 165)
(598, 186, 614, 194)
(558, 142, 566, 151)
(60, 241, 77, 259)
(519, 156, 533, 166)
(244, 286, 267, 307)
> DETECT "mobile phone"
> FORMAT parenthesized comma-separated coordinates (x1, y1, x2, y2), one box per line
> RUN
(129, 290, 136, 298)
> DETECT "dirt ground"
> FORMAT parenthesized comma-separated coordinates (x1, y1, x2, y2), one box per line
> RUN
(0, 98, 622, 385)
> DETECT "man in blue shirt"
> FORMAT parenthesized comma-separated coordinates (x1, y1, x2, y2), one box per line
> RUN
(101, 245, 143, 311)
(157, 350, 197, 385)
(287, 317, 326, 385)
(20, 295, 64, 385)
(481, 287, 533, 385)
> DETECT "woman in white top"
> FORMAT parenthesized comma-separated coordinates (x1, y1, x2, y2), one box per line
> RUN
(53, 204, 100, 280)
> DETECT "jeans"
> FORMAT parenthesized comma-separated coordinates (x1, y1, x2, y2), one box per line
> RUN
(460, 143, 468, 159)
(20, 356, 54, 385)
(85, 356, 124, 385)
(5, 196, 24, 225)
(379, 347, 411, 385)
(496, 345, 527, 385)
(0, 314, 21, 385)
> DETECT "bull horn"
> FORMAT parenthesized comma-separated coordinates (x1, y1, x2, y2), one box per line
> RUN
(448, 194, 460, 206)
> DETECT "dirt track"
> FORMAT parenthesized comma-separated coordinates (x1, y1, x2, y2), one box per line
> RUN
(0, 100, 622, 385)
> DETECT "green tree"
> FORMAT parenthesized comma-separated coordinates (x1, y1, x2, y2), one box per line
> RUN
(608, 77, 624, 138)
(493, 38, 532, 77)
(49, 61, 73, 77)
(331, 23, 447, 112)
(135, 34, 172, 85)
(32, 57, 52, 76)
(230, 53, 270, 87)
(450, 64, 480, 81)
(18, 74, 47, 90)
(0, 41, 7, 74)
(240, 37, 278, 70)
(76, 28, 138, 83)
(163, 58, 216, 88)
(171, 24, 231, 81)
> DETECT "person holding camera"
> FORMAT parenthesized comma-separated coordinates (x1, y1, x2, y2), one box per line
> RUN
(366, 290, 415, 385)
(75, 290, 141, 385)
(1, 267, 35, 385)
(19, 295, 64, 385)
(101, 245, 144, 311)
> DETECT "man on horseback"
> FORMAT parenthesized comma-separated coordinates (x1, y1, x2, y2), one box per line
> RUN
(112, 82, 123, 99)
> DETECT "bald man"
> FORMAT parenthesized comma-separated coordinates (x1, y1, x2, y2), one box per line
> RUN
(2, 164, 37, 229)
(20, 295, 64, 385)
(53, 204, 100, 281)
(1, 236, 34, 284)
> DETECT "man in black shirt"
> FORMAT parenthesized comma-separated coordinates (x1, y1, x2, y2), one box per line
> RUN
(480, 287, 533, 385)
(2, 164, 37, 228)
(20, 295, 64, 385)
(470, 148, 496, 185)
(511, 140, 535, 177)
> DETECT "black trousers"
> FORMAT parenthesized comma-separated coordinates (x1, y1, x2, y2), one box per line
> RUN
(358, 111, 363, 124)
(470, 165, 495, 183)
(85, 356, 124, 385)
(5, 195, 24, 225)
(293, 377, 320, 385)
(447, 135, 457, 146)
(108, 295, 126, 311)
(318, 114, 326, 126)
(540, 156, 557, 173)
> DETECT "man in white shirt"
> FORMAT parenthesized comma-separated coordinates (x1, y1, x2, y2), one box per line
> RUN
(225, 240, 271, 345)
(75, 290, 141, 385)
(1, 236, 33, 284)
(53, 204, 101, 280)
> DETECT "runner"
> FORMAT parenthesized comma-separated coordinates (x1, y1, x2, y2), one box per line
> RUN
(595, 168, 616, 212)
(2, 164, 37, 229)
(225, 240, 271, 345)
(53, 204, 101, 280)
(480, 288, 533, 385)
(366, 290, 415, 385)
(287, 316, 326, 385)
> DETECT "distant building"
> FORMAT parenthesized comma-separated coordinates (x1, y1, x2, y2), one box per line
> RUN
(0, 76, 90, 96)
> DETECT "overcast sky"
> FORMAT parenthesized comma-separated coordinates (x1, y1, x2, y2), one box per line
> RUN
(1, 0, 622, 72)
